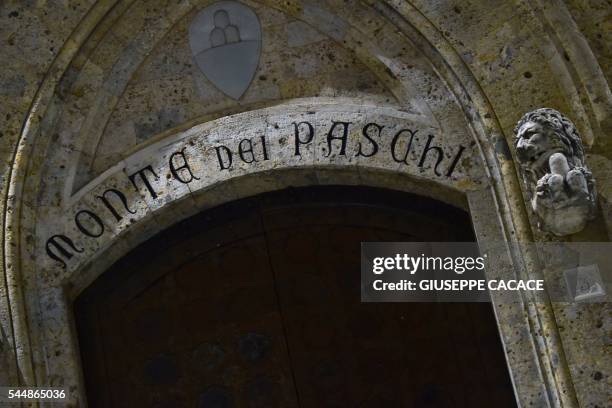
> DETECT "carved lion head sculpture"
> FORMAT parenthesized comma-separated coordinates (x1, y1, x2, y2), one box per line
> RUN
(514, 108, 585, 179)
(513, 108, 596, 236)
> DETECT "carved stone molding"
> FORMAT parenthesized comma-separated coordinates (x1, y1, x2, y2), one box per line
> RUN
(514, 108, 597, 236)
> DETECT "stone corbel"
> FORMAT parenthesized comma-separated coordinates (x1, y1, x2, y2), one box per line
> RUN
(513, 108, 597, 236)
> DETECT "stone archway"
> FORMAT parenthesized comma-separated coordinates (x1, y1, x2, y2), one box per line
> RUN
(1, 0, 609, 407)
(11, 100, 564, 406)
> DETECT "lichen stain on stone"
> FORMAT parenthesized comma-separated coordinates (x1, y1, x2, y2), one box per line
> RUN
(460, 156, 473, 172)
(493, 135, 512, 160)
(455, 178, 478, 190)
(267, 0, 303, 16)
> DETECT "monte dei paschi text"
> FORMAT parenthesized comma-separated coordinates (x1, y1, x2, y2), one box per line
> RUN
(45, 118, 468, 269)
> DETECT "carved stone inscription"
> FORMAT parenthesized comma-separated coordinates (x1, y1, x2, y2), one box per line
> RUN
(44, 112, 472, 269)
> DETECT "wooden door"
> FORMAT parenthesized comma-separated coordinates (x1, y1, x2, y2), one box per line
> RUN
(75, 186, 517, 407)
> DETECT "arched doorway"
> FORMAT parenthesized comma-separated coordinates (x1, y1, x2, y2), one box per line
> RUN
(75, 186, 516, 407)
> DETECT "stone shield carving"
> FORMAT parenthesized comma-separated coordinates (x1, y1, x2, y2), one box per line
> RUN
(189, 1, 261, 100)
(514, 108, 596, 236)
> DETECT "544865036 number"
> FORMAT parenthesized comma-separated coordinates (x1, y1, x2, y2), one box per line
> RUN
(1, 387, 67, 401)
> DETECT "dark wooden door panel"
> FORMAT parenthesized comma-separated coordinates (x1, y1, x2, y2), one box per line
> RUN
(77, 201, 300, 407)
(76, 186, 516, 408)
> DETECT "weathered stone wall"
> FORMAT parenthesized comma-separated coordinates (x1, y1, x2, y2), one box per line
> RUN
(0, 1, 609, 407)
(78, 1, 399, 187)
(565, 0, 612, 85)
